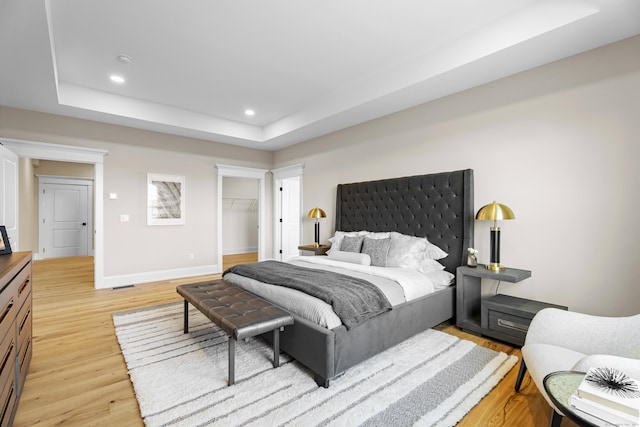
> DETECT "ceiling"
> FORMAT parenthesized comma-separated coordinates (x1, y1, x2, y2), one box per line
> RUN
(1, 1, 639, 151)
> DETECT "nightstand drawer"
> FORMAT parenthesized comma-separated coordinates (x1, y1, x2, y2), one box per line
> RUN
(481, 294, 567, 346)
(485, 310, 531, 344)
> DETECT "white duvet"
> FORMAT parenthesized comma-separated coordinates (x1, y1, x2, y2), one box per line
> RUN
(223, 256, 449, 330)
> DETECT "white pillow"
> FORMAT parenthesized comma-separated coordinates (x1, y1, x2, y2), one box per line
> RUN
(365, 231, 391, 239)
(328, 250, 372, 266)
(386, 232, 448, 270)
(327, 231, 369, 254)
(386, 232, 427, 269)
(424, 241, 448, 260)
(423, 270, 455, 289)
(418, 259, 446, 273)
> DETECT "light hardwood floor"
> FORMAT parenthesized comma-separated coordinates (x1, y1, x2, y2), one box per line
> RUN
(13, 255, 577, 426)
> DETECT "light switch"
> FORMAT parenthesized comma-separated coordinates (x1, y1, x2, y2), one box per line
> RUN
(120, 214, 129, 222)
(109, 193, 118, 200)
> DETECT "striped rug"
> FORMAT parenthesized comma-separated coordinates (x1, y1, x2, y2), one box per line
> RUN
(113, 302, 517, 427)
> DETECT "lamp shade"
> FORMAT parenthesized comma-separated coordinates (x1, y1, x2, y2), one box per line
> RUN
(475, 201, 515, 221)
(307, 207, 327, 219)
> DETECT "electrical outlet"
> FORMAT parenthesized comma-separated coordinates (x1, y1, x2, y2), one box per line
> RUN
(188, 253, 194, 260)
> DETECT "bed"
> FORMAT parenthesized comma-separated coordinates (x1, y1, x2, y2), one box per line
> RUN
(224, 169, 474, 387)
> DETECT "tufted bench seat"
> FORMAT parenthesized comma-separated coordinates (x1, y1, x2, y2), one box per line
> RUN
(177, 279, 294, 385)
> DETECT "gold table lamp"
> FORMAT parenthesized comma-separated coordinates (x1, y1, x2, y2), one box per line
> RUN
(476, 201, 515, 271)
(307, 207, 326, 247)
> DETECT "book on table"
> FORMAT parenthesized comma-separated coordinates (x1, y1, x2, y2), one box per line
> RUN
(570, 367, 640, 425)
(570, 393, 639, 426)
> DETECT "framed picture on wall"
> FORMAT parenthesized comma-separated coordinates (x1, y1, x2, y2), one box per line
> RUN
(0, 226, 12, 255)
(147, 173, 186, 226)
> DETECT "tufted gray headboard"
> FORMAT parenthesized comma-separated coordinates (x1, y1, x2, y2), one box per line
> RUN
(335, 169, 474, 274)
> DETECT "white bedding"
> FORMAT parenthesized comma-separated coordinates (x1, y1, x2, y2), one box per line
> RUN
(223, 256, 452, 329)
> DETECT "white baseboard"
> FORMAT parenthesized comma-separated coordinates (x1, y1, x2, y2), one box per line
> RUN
(101, 264, 220, 289)
(33, 251, 94, 260)
(223, 247, 258, 255)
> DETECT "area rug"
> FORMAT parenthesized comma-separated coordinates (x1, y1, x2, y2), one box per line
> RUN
(113, 302, 517, 427)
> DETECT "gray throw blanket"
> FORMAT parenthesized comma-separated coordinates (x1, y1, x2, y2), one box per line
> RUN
(223, 261, 392, 329)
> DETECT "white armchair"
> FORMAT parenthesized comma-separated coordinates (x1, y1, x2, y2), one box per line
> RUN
(514, 308, 640, 427)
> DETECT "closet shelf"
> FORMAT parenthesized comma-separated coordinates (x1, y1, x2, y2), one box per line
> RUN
(222, 198, 258, 211)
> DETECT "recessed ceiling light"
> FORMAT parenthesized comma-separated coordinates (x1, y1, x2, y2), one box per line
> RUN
(117, 54, 132, 64)
(110, 75, 125, 84)
(245, 109, 255, 116)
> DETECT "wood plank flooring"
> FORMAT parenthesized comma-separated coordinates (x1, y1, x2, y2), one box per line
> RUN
(13, 255, 577, 426)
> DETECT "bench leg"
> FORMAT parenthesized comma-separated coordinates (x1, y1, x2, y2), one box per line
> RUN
(183, 300, 189, 333)
(273, 328, 280, 368)
(228, 337, 236, 386)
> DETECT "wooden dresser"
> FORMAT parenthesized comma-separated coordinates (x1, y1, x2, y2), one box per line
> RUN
(0, 252, 32, 427)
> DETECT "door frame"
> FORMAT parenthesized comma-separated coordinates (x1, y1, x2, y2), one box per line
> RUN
(38, 176, 94, 259)
(272, 164, 304, 261)
(216, 164, 268, 272)
(0, 144, 19, 251)
(1, 138, 107, 288)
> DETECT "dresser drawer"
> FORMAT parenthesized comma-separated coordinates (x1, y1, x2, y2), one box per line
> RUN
(17, 300, 31, 346)
(0, 375, 16, 427)
(16, 266, 31, 312)
(17, 335, 31, 395)
(0, 329, 15, 394)
(17, 300, 32, 393)
(0, 292, 15, 350)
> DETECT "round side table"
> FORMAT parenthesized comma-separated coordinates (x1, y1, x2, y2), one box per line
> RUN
(543, 371, 620, 427)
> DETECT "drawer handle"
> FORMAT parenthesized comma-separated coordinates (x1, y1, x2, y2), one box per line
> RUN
(19, 276, 30, 294)
(19, 308, 31, 332)
(0, 341, 13, 377)
(0, 381, 14, 425)
(497, 318, 529, 333)
(0, 299, 13, 326)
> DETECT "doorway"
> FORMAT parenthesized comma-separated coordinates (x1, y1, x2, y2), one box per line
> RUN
(39, 177, 93, 258)
(222, 176, 259, 257)
(216, 164, 268, 273)
(272, 164, 303, 261)
(1, 138, 107, 288)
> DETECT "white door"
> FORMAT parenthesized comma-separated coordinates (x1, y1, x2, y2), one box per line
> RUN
(0, 144, 19, 251)
(280, 177, 301, 261)
(40, 181, 91, 258)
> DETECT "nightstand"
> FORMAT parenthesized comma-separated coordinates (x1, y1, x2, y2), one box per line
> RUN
(297, 244, 330, 256)
(456, 265, 532, 336)
(456, 265, 567, 346)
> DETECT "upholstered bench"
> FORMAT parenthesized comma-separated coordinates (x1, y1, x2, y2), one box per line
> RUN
(176, 279, 294, 385)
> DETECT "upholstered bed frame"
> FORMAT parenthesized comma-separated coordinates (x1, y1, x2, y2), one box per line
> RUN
(270, 169, 474, 387)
